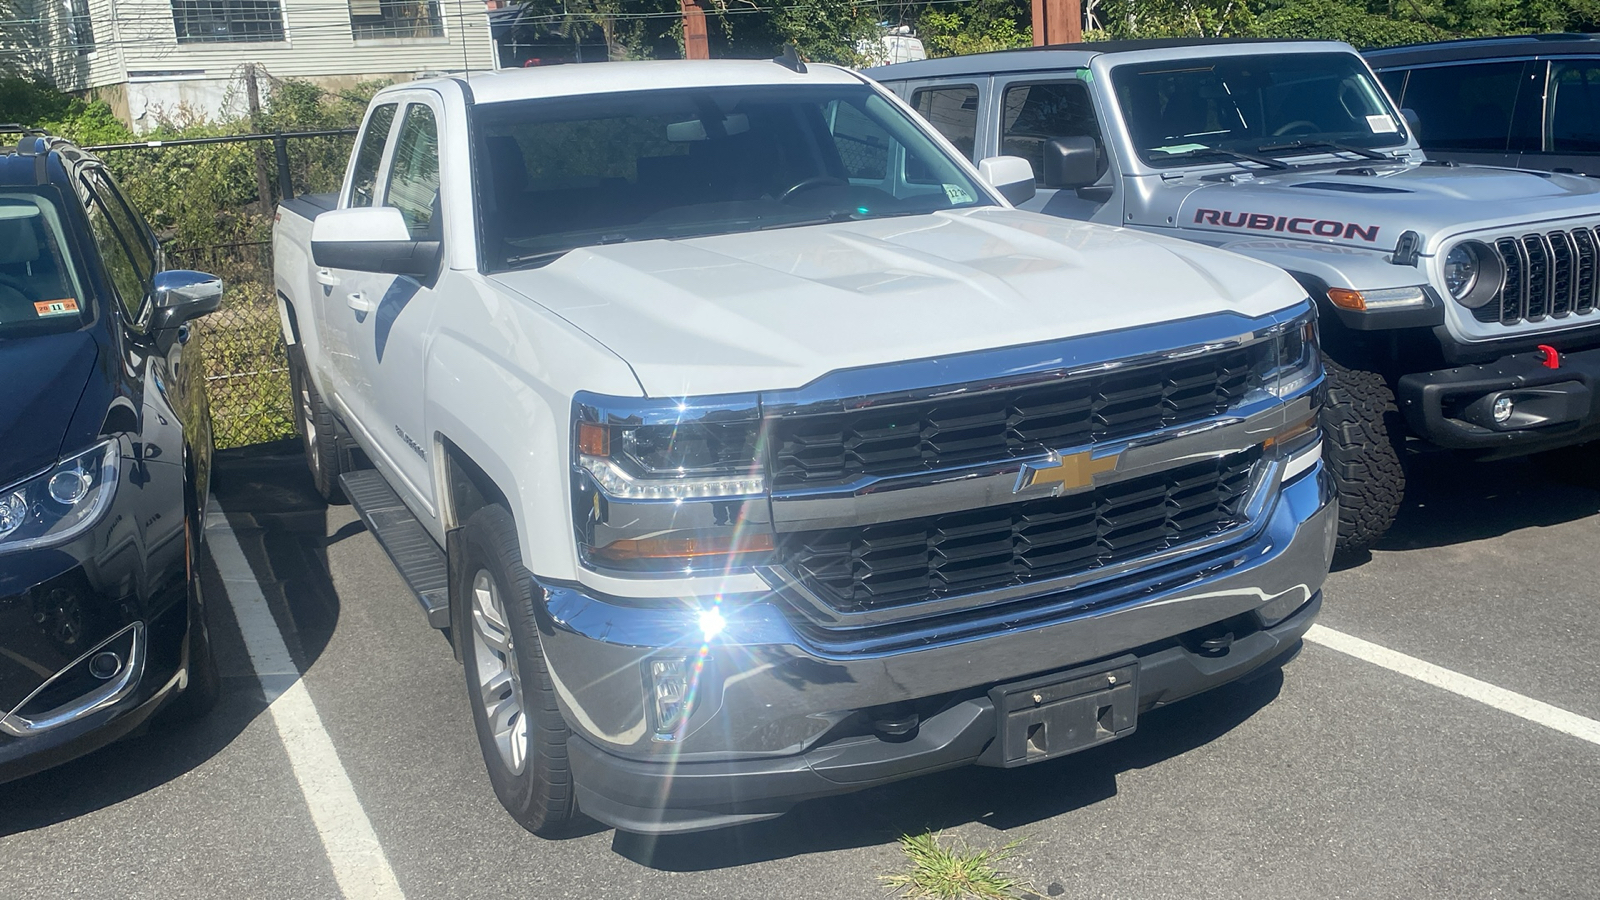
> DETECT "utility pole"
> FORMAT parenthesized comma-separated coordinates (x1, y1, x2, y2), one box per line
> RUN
(243, 64, 275, 213)
(1031, 0, 1082, 45)
(681, 0, 709, 59)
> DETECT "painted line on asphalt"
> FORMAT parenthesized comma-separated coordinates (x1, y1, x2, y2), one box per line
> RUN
(207, 495, 407, 900)
(1306, 624, 1600, 748)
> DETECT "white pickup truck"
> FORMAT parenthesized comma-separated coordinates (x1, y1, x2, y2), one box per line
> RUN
(273, 57, 1335, 836)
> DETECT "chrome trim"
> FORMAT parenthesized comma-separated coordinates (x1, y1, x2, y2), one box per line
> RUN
(768, 390, 1313, 532)
(760, 302, 1310, 418)
(759, 455, 1284, 629)
(0, 622, 145, 738)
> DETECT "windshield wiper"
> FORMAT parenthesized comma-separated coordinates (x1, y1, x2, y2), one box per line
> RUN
(505, 233, 634, 269)
(1157, 145, 1290, 170)
(1253, 139, 1396, 161)
(758, 209, 866, 230)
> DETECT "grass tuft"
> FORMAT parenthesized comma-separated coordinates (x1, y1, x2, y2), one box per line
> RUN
(881, 830, 1030, 900)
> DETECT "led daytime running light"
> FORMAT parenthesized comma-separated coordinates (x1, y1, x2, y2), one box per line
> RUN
(579, 454, 765, 500)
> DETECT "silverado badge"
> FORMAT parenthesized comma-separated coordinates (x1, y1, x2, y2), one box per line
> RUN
(1015, 449, 1120, 496)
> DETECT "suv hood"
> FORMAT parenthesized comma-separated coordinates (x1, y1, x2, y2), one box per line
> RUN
(1156, 161, 1600, 256)
(491, 208, 1303, 397)
(0, 331, 100, 489)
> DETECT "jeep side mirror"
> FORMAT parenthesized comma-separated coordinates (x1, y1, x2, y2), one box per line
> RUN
(311, 206, 442, 279)
(1042, 136, 1101, 190)
(151, 269, 222, 331)
(977, 155, 1037, 206)
(1401, 108, 1421, 137)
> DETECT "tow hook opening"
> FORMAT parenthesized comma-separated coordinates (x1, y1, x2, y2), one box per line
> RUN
(1180, 614, 1257, 657)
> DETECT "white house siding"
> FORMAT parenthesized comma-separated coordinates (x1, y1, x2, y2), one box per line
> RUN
(33, 0, 494, 129)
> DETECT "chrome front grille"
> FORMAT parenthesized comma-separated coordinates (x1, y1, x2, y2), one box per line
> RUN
(1480, 230, 1600, 325)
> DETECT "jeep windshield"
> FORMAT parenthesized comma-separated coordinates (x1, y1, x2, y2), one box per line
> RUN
(1111, 52, 1409, 170)
(473, 84, 993, 271)
(0, 191, 88, 340)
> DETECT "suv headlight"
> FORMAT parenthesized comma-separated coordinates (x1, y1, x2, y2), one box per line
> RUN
(0, 440, 120, 553)
(573, 394, 773, 573)
(1443, 240, 1502, 309)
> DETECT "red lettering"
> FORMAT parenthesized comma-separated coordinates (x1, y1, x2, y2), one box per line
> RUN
(1345, 222, 1380, 242)
(1248, 213, 1276, 230)
(1287, 218, 1315, 235)
(1194, 209, 1222, 225)
(1313, 220, 1343, 237)
(1221, 211, 1249, 228)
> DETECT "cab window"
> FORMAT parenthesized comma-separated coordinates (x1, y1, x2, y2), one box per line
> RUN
(1001, 80, 1102, 185)
(1548, 60, 1600, 152)
(349, 103, 397, 208)
(911, 84, 981, 160)
(82, 170, 155, 320)
(384, 103, 441, 240)
(1396, 62, 1538, 152)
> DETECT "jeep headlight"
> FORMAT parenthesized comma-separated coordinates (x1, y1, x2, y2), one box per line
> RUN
(573, 394, 772, 573)
(1444, 240, 1502, 309)
(0, 440, 120, 553)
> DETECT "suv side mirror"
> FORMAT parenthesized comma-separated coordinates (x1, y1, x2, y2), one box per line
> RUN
(311, 206, 441, 279)
(151, 269, 222, 331)
(977, 156, 1037, 206)
(1042, 136, 1101, 190)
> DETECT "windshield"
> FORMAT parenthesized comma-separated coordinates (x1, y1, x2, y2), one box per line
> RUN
(1112, 53, 1409, 169)
(0, 190, 87, 340)
(472, 84, 993, 271)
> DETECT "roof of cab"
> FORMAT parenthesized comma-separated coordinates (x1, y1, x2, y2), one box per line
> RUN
(866, 37, 1355, 81)
(0, 131, 83, 187)
(1364, 32, 1600, 67)
(389, 59, 866, 106)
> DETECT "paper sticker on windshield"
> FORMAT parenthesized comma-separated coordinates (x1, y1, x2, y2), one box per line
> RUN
(34, 298, 78, 317)
(1366, 114, 1398, 134)
(1154, 143, 1212, 154)
(944, 183, 975, 204)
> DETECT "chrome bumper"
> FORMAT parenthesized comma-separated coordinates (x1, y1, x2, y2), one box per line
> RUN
(534, 460, 1336, 762)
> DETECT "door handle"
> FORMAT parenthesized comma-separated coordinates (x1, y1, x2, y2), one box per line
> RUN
(316, 268, 338, 286)
(346, 292, 371, 312)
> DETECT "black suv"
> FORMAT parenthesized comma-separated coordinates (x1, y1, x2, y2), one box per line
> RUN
(1367, 33, 1600, 175)
(0, 127, 222, 782)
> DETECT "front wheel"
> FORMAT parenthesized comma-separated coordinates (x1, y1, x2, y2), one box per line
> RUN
(158, 523, 221, 722)
(1320, 355, 1407, 555)
(288, 348, 345, 504)
(456, 505, 577, 836)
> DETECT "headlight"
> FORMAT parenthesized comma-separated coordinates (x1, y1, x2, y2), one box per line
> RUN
(1443, 240, 1502, 309)
(573, 394, 772, 574)
(0, 441, 120, 553)
(1270, 308, 1322, 398)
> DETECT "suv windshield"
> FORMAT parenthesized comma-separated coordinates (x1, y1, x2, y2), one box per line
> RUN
(473, 84, 993, 271)
(1112, 53, 1409, 169)
(0, 190, 86, 339)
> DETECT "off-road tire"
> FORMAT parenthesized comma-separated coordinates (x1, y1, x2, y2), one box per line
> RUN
(1321, 355, 1406, 554)
(288, 348, 345, 504)
(456, 505, 577, 837)
(1535, 441, 1600, 489)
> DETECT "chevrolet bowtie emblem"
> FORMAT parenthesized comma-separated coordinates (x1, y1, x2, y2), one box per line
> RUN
(1015, 449, 1120, 495)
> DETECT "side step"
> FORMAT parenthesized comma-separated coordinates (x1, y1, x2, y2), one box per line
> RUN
(339, 470, 451, 629)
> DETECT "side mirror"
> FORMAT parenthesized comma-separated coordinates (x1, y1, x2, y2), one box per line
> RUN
(151, 269, 222, 332)
(1400, 108, 1421, 137)
(1042, 136, 1101, 190)
(977, 155, 1037, 206)
(311, 206, 441, 279)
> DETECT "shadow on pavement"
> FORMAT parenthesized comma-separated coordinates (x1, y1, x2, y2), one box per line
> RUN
(613, 668, 1285, 871)
(0, 440, 343, 837)
(1367, 452, 1600, 559)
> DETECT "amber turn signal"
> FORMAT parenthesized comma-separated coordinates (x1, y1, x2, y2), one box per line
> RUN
(591, 531, 775, 561)
(577, 422, 610, 457)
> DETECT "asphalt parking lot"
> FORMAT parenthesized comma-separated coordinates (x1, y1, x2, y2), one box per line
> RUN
(3, 442, 1598, 900)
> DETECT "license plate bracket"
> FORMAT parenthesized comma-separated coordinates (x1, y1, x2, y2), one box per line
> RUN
(985, 656, 1138, 768)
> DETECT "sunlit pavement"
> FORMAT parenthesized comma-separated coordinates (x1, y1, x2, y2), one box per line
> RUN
(3, 441, 1597, 900)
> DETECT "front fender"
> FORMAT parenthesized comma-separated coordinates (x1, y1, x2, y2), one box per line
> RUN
(1216, 237, 1444, 330)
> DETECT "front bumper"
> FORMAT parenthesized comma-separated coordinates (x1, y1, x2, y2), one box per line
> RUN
(533, 461, 1337, 833)
(1397, 345, 1600, 456)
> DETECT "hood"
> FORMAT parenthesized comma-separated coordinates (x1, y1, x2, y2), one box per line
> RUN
(0, 331, 100, 488)
(1156, 162, 1600, 255)
(491, 208, 1304, 397)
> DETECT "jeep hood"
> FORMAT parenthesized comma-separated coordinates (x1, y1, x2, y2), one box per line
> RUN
(490, 207, 1304, 397)
(1156, 161, 1600, 255)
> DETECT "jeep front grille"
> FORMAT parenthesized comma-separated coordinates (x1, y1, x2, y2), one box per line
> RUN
(1479, 230, 1600, 325)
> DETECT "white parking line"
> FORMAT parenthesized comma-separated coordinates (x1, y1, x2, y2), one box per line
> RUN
(1306, 624, 1600, 748)
(206, 496, 407, 900)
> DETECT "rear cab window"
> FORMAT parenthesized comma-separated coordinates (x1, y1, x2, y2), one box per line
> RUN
(0, 190, 88, 339)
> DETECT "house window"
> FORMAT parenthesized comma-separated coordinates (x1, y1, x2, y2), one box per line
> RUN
(64, 0, 94, 54)
(170, 0, 286, 43)
(350, 0, 444, 40)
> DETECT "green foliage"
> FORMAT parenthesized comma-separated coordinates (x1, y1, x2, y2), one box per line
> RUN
(881, 832, 1030, 900)
(920, 7, 1033, 56)
(1254, 0, 1444, 47)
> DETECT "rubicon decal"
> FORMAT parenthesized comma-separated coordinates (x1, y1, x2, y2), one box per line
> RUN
(1194, 209, 1380, 242)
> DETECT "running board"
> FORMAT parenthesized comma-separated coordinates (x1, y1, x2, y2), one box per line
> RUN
(339, 470, 451, 629)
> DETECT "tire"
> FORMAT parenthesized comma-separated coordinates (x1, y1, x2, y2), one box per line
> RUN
(288, 348, 345, 504)
(1320, 354, 1407, 555)
(159, 525, 221, 722)
(1535, 441, 1600, 489)
(456, 505, 576, 836)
